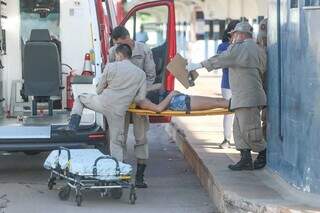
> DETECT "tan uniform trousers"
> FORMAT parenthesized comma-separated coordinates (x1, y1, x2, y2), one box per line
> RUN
(72, 94, 126, 161)
(233, 107, 266, 152)
(123, 112, 149, 161)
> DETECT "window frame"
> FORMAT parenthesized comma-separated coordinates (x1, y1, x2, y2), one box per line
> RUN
(290, 0, 299, 8)
(304, 0, 320, 9)
(124, 5, 169, 48)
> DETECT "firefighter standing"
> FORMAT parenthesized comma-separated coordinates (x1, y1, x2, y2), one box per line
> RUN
(109, 26, 156, 188)
(186, 22, 267, 170)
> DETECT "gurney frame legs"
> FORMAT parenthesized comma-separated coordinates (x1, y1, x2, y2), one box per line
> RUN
(48, 168, 137, 206)
(47, 147, 137, 206)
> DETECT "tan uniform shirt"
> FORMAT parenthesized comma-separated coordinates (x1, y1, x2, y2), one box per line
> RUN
(201, 39, 267, 110)
(96, 59, 146, 116)
(109, 41, 156, 88)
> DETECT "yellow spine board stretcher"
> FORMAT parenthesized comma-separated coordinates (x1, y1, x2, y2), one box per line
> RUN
(127, 54, 233, 117)
(128, 107, 232, 117)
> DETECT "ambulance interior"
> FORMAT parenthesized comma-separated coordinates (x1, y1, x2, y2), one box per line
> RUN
(0, 0, 105, 143)
(1, 0, 102, 125)
(1, 0, 169, 125)
(20, 0, 62, 114)
(0, 0, 174, 147)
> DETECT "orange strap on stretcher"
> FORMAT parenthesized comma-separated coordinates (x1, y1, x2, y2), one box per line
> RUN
(127, 107, 232, 117)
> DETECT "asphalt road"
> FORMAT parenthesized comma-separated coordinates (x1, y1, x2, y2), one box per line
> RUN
(0, 124, 216, 213)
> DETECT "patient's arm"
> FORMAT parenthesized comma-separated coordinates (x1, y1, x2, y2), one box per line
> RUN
(136, 91, 177, 112)
(190, 96, 229, 110)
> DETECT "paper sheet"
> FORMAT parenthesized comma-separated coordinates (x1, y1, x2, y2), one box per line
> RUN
(166, 53, 199, 89)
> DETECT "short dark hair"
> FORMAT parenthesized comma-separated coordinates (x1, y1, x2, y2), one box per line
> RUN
(115, 44, 132, 58)
(111, 26, 130, 40)
(222, 20, 240, 42)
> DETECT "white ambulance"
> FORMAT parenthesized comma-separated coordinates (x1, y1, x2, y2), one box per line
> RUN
(0, 0, 176, 154)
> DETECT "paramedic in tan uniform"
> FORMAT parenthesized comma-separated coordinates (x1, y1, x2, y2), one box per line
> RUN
(59, 44, 146, 163)
(109, 26, 156, 188)
(186, 22, 267, 170)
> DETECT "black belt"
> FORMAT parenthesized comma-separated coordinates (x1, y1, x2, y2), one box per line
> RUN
(185, 95, 191, 114)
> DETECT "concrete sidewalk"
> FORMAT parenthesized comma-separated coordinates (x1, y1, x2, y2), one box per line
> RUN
(166, 70, 320, 213)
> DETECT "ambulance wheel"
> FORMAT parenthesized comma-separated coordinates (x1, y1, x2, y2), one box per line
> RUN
(48, 177, 56, 190)
(76, 195, 82, 206)
(110, 188, 123, 200)
(58, 185, 71, 201)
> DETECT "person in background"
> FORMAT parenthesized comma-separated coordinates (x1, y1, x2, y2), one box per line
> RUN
(136, 25, 149, 43)
(217, 20, 240, 149)
(256, 18, 268, 50)
(257, 18, 268, 141)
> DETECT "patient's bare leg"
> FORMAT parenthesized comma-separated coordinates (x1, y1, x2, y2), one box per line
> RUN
(136, 91, 177, 112)
(190, 96, 229, 110)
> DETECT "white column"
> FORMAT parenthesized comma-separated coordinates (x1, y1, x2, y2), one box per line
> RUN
(2, 0, 22, 111)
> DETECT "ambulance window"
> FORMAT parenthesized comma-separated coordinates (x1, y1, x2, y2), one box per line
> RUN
(20, 0, 60, 42)
(125, 6, 168, 48)
(20, 0, 59, 13)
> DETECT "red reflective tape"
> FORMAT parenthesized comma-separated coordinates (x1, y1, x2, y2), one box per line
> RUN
(88, 134, 105, 139)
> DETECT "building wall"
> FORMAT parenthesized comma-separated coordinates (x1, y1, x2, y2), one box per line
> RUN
(202, 0, 268, 20)
(268, 0, 320, 194)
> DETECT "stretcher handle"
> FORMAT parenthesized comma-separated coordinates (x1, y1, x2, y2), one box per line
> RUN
(92, 156, 120, 176)
(58, 147, 71, 161)
(55, 147, 71, 172)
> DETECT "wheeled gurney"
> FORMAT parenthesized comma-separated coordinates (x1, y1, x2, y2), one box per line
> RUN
(44, 147, 137, 206)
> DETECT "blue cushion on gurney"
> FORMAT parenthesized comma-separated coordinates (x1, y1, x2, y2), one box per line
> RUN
(44, 149, 132, 180)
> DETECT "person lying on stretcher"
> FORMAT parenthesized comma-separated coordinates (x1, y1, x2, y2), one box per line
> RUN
(135, 90, 229, 113)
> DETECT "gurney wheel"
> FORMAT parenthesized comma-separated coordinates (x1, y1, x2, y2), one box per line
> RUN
(58, 185, 71, 201)
(110, 188, 123, 200)
(48, 177, 56, 190)
(129, 185, 137, 205)
(129, 193, 137, 205)
(76, 195, 82, 207)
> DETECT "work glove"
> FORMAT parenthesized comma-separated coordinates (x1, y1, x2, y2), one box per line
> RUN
(92, 77, 100, 86)
(186, 62, 203, 72)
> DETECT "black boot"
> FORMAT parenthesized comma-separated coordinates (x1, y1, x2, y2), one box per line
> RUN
(228, 149, 253, 171)
(135, 164, 148, 188)
(254, 149, 266, 170)
(58, 114, 81, 135)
